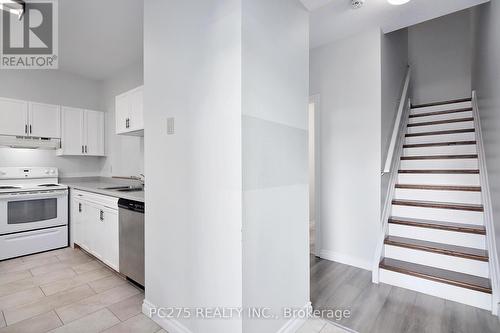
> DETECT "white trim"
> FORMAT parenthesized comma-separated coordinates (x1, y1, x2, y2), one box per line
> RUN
(373, 99, 412, 283)
(310, 94, 322, 257)
(383, 67, 411, 174)
(320, 249, 372, 271)
(472, 91, 500, 316)
(276, 302, 312, 333)
(142, 299, 193, 333)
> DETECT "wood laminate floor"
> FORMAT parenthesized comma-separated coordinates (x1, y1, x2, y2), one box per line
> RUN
(310, 256, 500, 333)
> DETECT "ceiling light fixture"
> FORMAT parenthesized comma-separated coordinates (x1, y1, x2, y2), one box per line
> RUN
(351, 0, 365, 9)
(0, 0, 25, 20)
(387, 0, 411, 5)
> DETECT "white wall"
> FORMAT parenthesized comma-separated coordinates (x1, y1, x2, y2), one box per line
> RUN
(408, 10, 473, 105)
(144, 1, 243, 332)
(241, 1, 309, 332)
(471, 1, 500, 293)
(0, 70, 104, 177)
(100, 62, 144, 178)
(310, 28, 382, 270)
(381, 29, 409, 207)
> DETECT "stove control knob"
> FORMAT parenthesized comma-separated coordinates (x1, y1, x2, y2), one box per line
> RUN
(0, 171, 6, 176)
(45, 170, 50, 175)
(50, 170, 56, 175)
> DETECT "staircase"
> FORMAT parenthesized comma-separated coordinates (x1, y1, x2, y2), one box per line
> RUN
(378, 97, 494, 311)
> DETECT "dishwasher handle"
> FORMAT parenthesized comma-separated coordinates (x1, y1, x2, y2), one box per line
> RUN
(118, 198, 144, 213)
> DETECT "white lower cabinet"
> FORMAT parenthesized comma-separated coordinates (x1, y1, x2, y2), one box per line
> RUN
(71, 190, 119, 271)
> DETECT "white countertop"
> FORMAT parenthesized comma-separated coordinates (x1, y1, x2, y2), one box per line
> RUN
(60, 177, 144, 203)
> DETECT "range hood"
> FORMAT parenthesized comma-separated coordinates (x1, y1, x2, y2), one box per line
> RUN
(0, 135, 61, 150)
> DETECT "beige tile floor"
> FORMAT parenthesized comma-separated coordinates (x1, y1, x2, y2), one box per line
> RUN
(0, 247, 350, 333)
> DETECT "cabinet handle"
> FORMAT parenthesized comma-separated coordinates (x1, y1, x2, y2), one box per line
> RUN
(100, 210, 104, 221)
(82, 145, 84, 154)
(85, 145, 88, 154)
(25, 124, 28, 135)
(29, 125, 32, 134)
(78, 203, 82, 213)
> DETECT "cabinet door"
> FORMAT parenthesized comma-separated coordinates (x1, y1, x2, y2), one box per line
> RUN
(29, 103, 60, 138)
(0, 98, 28, 136)
(129, 87, 144, 132)
(70, 198, 81, 247)
(60, 107, 85, 155)
(103, 209, 119, 270)
(85, 110, 105, 156)
(115, 93, 129, 134)
(77, 201, 92, 252)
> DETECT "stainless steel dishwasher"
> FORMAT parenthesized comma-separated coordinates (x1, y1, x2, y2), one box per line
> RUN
(118, 198, 144, 287)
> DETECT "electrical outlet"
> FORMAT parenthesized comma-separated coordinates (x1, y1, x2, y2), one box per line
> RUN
(167, 117, 175, 135)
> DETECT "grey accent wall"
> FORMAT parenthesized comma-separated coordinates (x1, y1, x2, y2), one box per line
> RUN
(408, 10, 473, 105)
(471, 1, 500, 287)
(0, 70, 104, 177)
(100, 62, 144, 178)
(310, 28, 382, 270)
(381, 29, 409, 208)
(242, 2, 309, 331)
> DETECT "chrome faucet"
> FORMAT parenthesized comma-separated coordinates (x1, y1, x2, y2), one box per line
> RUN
(130, 174, 145, 188)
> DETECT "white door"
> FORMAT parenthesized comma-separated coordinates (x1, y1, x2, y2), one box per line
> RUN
(115, 93, 129, 134)
(85, 110, 105, 156)
(103, 208, 119, 270)
(29, 103, 61, 138)
(129, 87, 144, 132)
(0, 98, 28, 136)
(60, 107, 85, 155)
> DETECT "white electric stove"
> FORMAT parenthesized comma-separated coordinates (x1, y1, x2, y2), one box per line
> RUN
(0, 167, 68, 260)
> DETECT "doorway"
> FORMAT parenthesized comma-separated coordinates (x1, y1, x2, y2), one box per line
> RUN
(309, 94, 320, 257)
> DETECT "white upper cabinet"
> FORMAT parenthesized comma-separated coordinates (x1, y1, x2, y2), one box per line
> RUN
(58, 107, 105, 156)
(115, 85, 144, 136)
(0, 98, 60, 138)
(85, 110, 105, 156)
(29, 102, 61, 138)
(0, 98, 28, 136)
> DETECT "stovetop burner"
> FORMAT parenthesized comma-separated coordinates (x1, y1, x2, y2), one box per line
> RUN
(38, 184, 60, 187)
(0, 186, 21, 190)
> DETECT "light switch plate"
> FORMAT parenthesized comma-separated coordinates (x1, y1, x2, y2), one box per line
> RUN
(167, 117, 175, 135)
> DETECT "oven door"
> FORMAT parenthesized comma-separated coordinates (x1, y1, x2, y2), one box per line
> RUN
(0, 190, 68, 235)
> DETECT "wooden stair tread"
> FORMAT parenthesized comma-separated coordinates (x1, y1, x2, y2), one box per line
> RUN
(392, 199, 484, 212)
(408, 117, 474, 128)
(409, 108, 473, 118)
(384, 236, 488, 261)
(395, 184, 481, 192)
(406, 128, 474, 138)
(389, 217, 486, 235)
(412, 98, 472, 109)
(404, 141, 477, 148)
(379, 258, 492, 293)
(399, 169, 479, 174)
(401, 155, 478, 160)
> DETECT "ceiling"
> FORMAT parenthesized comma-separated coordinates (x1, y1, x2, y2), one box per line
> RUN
(58, 0, 143, 81)
(304, 0, 489, 48)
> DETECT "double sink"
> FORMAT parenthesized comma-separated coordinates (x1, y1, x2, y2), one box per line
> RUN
(100, 186, 144, 193)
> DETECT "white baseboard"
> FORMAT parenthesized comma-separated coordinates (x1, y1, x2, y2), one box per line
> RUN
(276, 302, 312, 333)
(142, 299, 193, 333)
(319, 249, 372, 271)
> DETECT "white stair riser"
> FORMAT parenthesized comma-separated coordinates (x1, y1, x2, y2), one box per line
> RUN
(398, 173, 480, 186)
(400, 159, 478, 170)
(409, 111, 473, 124)
(392, 205, 484, 225)
(379, 269, 491, 311)
(411, 101, 472, 115)
(384, 245, 489, 278)
(407, 121, 474, 134)
(405, 132, 476, 145)
(394, 188, 482, 205)
(403, 145, 477, 157)
(388, 223, 486, 250)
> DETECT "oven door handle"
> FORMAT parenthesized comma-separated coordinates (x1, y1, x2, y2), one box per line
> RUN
(0, 190, 68, 200)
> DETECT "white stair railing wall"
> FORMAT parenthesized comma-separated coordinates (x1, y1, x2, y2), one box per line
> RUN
(471, 90, 500, 315)
(373, 67, 412, 283)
